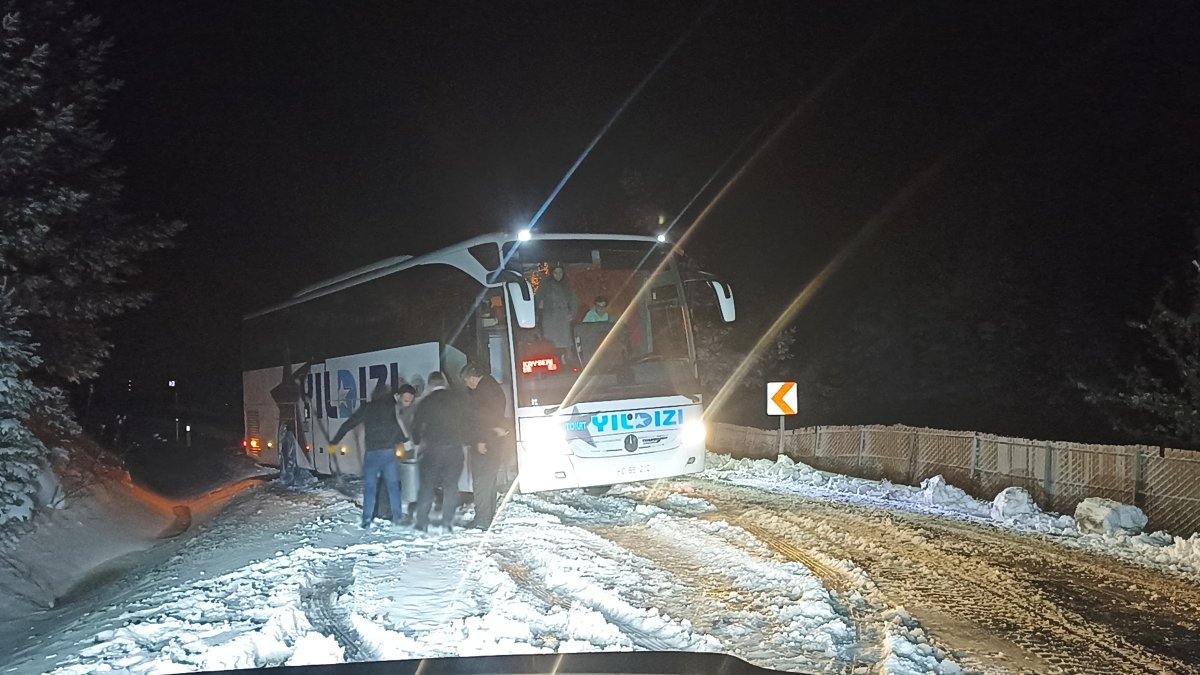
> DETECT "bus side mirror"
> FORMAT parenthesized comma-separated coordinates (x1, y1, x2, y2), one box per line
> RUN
(506, 280, 537, 328)
(709, 280, 736, 322)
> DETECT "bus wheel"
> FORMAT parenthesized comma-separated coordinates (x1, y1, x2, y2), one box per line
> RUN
(584, 485, 611, 496)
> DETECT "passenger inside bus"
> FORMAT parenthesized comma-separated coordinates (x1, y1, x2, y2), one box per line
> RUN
(534, 264, 577, 353)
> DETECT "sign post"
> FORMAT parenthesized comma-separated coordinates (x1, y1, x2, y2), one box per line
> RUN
(766, 382, 797, 458)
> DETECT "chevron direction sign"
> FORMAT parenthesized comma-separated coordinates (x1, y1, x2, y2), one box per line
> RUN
(766, 381, 797, 416)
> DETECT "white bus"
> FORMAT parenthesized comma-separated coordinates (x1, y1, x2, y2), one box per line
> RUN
(241, 232, 736, 493)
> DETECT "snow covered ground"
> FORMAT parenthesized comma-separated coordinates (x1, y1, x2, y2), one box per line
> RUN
(703, 453, 1200, 580)
(6, 452, 1200, 675)
(5, 477, 963, 675)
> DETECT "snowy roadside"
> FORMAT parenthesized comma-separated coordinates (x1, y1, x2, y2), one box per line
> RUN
(0, 453, 273, 624)
(702, 452, 1200, 580)
(27, 480, 964, 675)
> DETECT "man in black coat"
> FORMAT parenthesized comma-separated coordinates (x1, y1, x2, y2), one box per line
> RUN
(411, 371, 466, 533)
(462, 363, 511, 530)
(330, 380, 408, 528)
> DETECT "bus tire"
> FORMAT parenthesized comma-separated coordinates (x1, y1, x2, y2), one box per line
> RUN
(584, 485, 611, 496)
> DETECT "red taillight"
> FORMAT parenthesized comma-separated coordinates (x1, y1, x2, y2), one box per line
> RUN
(520, 356, 560, 375)
(304, 444, 312, 452)
(242, 439, 249, 448)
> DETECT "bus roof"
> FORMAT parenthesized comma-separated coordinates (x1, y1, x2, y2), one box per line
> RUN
(243, 231, 663, 320)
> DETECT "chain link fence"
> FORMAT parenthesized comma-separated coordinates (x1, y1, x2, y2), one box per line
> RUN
(708, 422, 1200, 537)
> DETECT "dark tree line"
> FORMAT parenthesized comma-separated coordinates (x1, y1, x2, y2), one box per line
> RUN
(0, 1, 182, 526)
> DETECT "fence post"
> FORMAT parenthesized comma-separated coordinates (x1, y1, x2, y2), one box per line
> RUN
(908, 429, 919, 484)
(969, 432, 980, 481)
(1043, 441, 1057, 507)
(856, 428, 864, 473)
(1132, 448, 1146, 509)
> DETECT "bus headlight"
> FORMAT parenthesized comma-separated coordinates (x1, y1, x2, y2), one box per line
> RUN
(522, 417, 568, 454)
(682, 420, 707, 446)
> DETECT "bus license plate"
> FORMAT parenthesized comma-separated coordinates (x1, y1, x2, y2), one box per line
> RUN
(616, 464, 651, 477)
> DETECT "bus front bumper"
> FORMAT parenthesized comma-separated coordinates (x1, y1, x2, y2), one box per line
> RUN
(515, 443, 706, 493)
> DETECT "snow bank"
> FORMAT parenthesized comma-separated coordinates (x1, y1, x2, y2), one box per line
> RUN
(704, 453, 1070, 533)
(1074, 497, 1147, 535)
(880, 609, 963, 675)
(704, 451, 1200, 580)
(285, 632, 345, 666)
(920, 475, 987, 516)
(990, 486, 1036, 520)
(987, 487, 1073, 533)
(0, 476, 174, 615)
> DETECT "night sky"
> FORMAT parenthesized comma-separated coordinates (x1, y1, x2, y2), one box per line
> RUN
(85, 1, 1200, 440)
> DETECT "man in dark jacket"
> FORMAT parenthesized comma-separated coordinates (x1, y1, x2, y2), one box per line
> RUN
(411, 372, 466, 533)
(462, 363, 510, 529)
(330, 380, 408, 528)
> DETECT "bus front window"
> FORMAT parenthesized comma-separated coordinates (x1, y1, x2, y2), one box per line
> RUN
(505, 239, 698, 407)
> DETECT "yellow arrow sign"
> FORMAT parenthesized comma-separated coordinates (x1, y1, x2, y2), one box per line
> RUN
(767, 381, 797, 416)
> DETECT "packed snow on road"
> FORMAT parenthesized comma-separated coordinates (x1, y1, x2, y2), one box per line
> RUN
(3, 452, 1200, 675)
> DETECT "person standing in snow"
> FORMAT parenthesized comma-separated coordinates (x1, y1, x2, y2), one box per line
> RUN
(329, 380, 409, 528)
(393, 382, 420, 522)
(411, 372, 467, 533)
(277, 421, 300, 487)
(536, 264, 578, 354)
(462, 363, 511, 530)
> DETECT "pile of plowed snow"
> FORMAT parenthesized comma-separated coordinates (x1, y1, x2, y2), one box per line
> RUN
(703, 454, 1071, 534)
(703, 452, 1200, 580)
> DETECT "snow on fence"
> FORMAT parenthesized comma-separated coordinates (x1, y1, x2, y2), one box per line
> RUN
(708, 422, 1200, 536)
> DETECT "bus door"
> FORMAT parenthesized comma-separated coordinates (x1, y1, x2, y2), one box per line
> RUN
(294, 366, 317, 472)
(307, 363, 333, 474)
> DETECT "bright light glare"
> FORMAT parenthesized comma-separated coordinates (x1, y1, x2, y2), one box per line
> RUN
(522, 417, 567, 453)
(682, 420, 707, 446)
(656, 233, 667, 243)
(517, 229, 532, 242)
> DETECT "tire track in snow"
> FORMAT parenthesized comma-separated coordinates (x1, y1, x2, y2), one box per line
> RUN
(510, 491, 859, 673)
(914, 516, 1200, 666)
(300, 561, 373, 663)
(693, 479, 1196, 674)
(486, 507, 720, 654)
(623, 486, 942, 675)
(590, 519, 859, 674)
(499, 561, 694, 652)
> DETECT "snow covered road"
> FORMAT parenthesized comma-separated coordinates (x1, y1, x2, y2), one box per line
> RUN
(688, 479, 1200, 673)
(4, 457, 1199, 675)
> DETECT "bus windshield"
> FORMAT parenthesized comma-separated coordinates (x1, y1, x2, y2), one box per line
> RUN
(504, 239, 699, 408)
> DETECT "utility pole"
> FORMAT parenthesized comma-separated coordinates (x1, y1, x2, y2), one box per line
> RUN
(169, 379, 179, 442)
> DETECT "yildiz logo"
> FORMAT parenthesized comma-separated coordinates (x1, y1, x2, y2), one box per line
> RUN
(303, 362, 405, 419)
(590, 409, 684, 434)
(623, 434, 639, 452)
